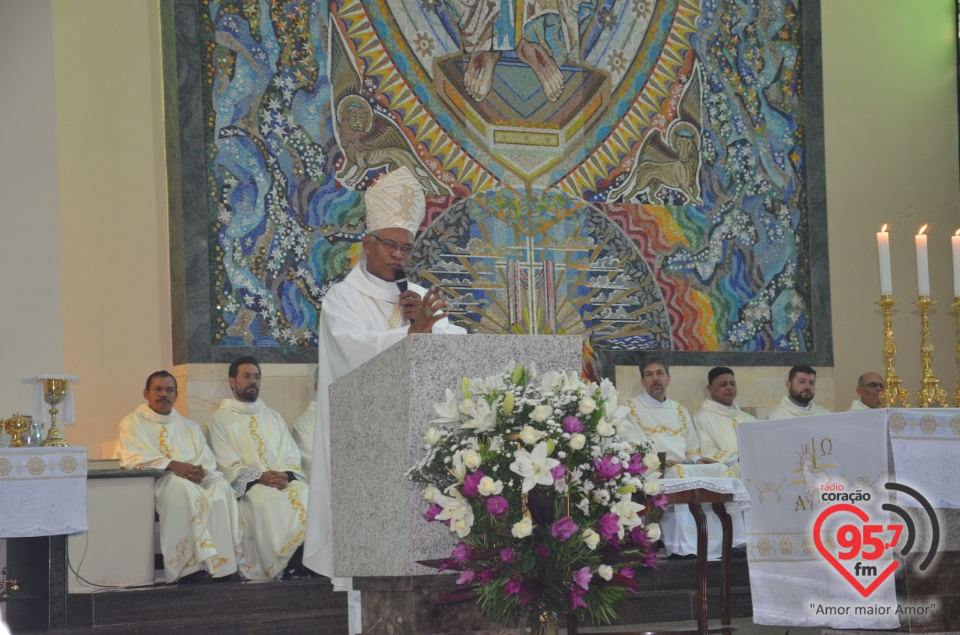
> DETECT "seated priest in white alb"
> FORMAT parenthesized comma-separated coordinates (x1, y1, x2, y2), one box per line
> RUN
(291, 368, 318, 478)
(207, 356, 311, 581)
(848, 372, 883, 411)
(766, 364, 831, 419)
(693, 367, 756, 479)
(116, 371, 242, 584)
(303, 166, 466, 634)
(624, 359, 744, 559)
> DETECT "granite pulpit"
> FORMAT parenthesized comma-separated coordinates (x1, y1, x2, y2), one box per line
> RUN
(329, 334, 581, 633)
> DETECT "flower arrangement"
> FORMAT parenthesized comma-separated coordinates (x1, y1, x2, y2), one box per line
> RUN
(408, 363, 666, 628)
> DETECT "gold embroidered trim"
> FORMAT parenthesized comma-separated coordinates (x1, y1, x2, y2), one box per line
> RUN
(627, 400, 687, 437)
(249, 416, 271, 470)
(372, 297, 404, 329)
(159, 427, 172, 459)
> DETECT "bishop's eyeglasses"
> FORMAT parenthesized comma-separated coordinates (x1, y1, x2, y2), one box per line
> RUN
(370, 233, 414, 256)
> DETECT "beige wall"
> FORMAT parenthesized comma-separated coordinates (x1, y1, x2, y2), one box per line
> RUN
(1, 1, 958, 459)
(821, 0, 960, 404)
(52, 0, 172, 456)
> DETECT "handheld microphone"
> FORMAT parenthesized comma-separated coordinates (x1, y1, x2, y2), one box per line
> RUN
(394, 269, 408, 293)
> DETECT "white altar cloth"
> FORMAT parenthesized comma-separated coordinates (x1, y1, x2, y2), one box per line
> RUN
(0, 446, 88, 537)
(658, 477, 751, 513)
(737, 410, 898, 629)
(887, 408, 960, 509)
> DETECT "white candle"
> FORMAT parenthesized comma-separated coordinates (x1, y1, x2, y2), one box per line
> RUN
(952, 230, 960, 297)
(916, 225, 930, 297)
(877, 225, 892, 296)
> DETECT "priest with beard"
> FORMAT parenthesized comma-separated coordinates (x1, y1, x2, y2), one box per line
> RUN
(207, 356, 310, 581)
(766, 364, 831, 419)
(624, 359, 743, 559)
(303, 166, 466, 634)
(117, 371, 242, 583)
(692, 367, 757, 479)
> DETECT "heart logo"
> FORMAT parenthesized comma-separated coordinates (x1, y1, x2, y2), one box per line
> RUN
(813, 503, 898, 598)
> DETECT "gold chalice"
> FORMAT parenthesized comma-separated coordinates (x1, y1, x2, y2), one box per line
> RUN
(40, 378, 69, 447)
(3, 413, 29, 448)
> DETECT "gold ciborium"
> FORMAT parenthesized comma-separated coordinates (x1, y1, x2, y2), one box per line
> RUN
(40, 378, 70, 447)
(3, 413, 29, 448)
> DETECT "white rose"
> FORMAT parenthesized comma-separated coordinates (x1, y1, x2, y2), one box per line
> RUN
(463, 450, 481, 470)
(642, 453, 661, 470)
(595, 420, 614, 437)
(511, 518, 533, 538)
(423, 486, 440, 502)
(569, 433, 586, 450)
(530, 404, 553, 422)
(645, 522, 661, 541)
(519, 425, 543, 445)
(643, 480, 661, 495)
(597, 564, 613, 581)
(424, 428, 443, 445)
(477, 476, 503, 496)
(578, 398, 596, 415)
(581, 529, 600, 550)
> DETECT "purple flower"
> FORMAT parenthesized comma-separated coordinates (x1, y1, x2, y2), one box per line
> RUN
(573, 566, 592, 590)
(550, 517, 579, 542)
(620, 567, 635, 579)
(562, 415, 584, 434)
(626, 454, 647, 475)
(451, 542, 473, 563)
(652, 492, 669, 510)
(477, 568, 495, 585)
(456, 569, 476, 585)
(462, 470, 485, 497)
(593, 455, 622, 481)
(500, 547, 516, 563)
(505, 577, 522, 595)
(423, 504, 443, 521)
(486, 495, 509, 516)
(631, 526, 654, 549)
(536, 544, 550, 558)
(437, 558, 456, 572)
(597, 513, 620, 540)
(569, 587, 588, 610)
(550, 464, 567, 481)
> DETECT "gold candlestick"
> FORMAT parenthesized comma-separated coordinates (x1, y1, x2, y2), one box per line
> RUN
(953, 298, 960, 406)
(877, 295, 909, 407)
(0, 567, 19, 598)
(915, 296, 947, 407)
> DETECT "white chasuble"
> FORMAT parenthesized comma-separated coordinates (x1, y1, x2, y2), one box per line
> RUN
(692, 399, 758, 478)
(117, 404, 242, 582)
(625, 393, 742, 557)
(207, 398, 308, 581)
(292, 400, 317, 478)
(847, 399, 870, 411)
(766, 395, 831, 420)
(303, 264, 466, 579)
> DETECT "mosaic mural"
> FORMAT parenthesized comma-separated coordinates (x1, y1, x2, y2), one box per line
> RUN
(198, 0, 824, 359)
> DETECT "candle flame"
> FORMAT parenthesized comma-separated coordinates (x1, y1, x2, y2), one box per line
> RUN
(881, 224, 887, 232)
(919, 224, 928, 235)
(955, 229, 960, 237)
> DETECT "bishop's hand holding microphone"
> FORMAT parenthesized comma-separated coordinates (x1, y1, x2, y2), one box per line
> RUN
(395, 269, 452, 333)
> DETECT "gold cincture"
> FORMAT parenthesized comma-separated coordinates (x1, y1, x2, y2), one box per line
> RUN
(0, 567, 19, 598)
(915, 296, 947, 407)
(40, 378, 70, 447)
(876, 296, 909, 407)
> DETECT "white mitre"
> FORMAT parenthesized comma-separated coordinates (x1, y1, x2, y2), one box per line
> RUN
(365, 166, 425, 235)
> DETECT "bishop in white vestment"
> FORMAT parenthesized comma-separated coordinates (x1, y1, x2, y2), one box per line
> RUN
(692, 367, 757, 479)
(766, 365, 830, 419)
(625, 360, 741, 558)
(207, 358, 309, 581)
(117, 372, 242, 583)
(302, 167, 466, 633)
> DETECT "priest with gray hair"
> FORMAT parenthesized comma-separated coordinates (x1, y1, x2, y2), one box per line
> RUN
(303, 167, 466, 633)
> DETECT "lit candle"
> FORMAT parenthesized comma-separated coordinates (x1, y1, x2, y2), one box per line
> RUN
(953, 230, 960, 297)
(916, 224, 930, 297)
(877, 224, 892, 296)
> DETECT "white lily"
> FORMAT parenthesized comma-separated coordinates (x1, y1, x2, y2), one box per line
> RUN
(447, 451, 467, 484)
(463, 399, 496, 433)
(540, 370, 564, 394)
(431, 389, 461, 425)
(612, 499, 645, 530)
(433, 489, 475, 538)
(509, 442, 560, 493)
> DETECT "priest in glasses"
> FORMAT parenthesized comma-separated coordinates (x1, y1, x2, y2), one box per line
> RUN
(303, 166, 466, 633)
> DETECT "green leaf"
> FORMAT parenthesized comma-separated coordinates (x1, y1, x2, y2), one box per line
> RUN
(521, 553, 536, 574)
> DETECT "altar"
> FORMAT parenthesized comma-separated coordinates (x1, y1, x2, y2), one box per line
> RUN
(738, 408, 960, 632)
